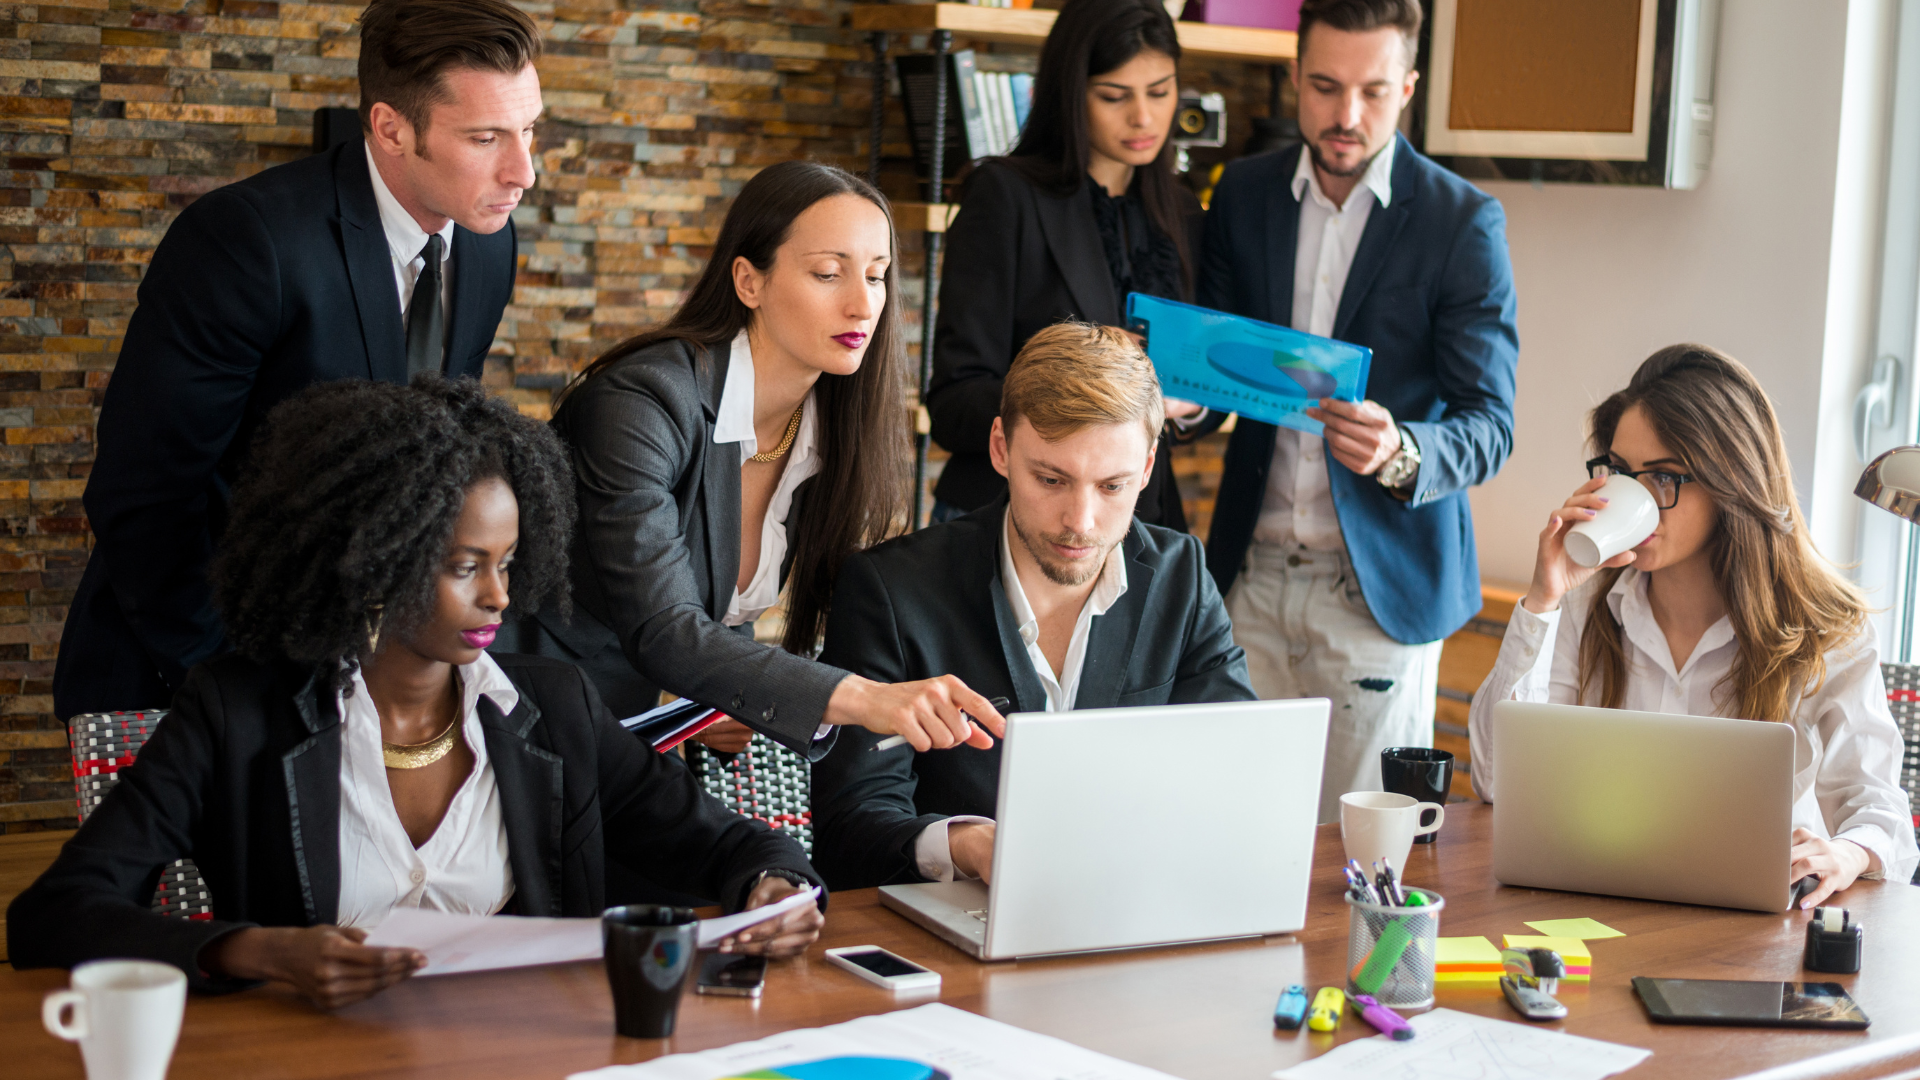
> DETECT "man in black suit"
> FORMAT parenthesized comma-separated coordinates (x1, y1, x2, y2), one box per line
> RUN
(56, 0, 542, 719)
(810, 323, 1255, 890)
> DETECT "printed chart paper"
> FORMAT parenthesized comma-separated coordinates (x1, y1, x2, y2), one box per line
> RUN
(1272, 1008, 1651, 1080)
(570, 1002, 1178, 1080)
(1127, 293, 1371, 437)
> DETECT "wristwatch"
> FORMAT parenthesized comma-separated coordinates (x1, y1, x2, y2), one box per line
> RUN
(1375, 425, 1422, 492)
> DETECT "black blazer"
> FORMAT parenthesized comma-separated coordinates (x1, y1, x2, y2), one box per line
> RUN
(8, 653, 821, 991)
(925, 162, 1197, 527)
(808, 499, 1255, 889)
(495, 338, 844, 756)
(55, 143, 517, 720)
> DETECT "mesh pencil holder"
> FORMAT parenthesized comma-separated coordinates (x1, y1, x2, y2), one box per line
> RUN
(1345, 887, 1443, 1010)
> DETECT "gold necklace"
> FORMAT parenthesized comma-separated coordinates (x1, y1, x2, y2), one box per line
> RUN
(748, 400, 806, 463)
(383, 716, 461, 770)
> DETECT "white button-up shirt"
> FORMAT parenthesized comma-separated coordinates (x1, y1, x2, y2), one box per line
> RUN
(1468, 569, 1919, 882)
(712, 330, 823, 628)
(335, 652, 519, 930)
(1252, 139, 1397, 551)
(365, 141, 454, 319)
(911, 511, 1131, 882)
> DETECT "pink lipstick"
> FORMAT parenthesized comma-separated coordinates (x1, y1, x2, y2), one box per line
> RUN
(833, 332, 868, 349)
(461, 624, 499, 649)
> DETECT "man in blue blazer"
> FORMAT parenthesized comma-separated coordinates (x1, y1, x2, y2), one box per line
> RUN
(1200, 0, 1518, 821)
(54, 0, 542, 719)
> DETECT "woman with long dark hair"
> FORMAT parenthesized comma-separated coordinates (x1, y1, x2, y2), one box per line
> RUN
(926, 0, 1203, 527)
(508, 159, 1004, 757)
(1468, 346, 1918, 906)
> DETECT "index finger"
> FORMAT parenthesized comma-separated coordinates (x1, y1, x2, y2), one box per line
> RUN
(951, 681, 1006, 739)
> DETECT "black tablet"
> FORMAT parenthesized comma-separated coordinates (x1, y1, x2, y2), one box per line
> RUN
(1633, 977, 1870, 1029)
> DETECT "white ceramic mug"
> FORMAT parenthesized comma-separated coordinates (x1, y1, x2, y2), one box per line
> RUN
(1564, 472, 1660, 568)
(42, 960, 186, 1080)
(1340, 791, 1444, 875)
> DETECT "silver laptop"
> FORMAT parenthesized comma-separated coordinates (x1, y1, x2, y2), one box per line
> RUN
(879, 698, 1329, 960)
(1491, 700, 1796, 912)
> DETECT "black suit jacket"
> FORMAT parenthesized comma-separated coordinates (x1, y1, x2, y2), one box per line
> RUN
(925, 162, 1196, 527)
(55, 143, 517, 719)
(495, 338, 842, 756)
(808, 499, 1255, 889)
(8, 653, 821, 991)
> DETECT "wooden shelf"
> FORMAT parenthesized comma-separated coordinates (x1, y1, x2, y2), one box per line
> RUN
(892, 201, 958, 232)
(850, 4, 1296, 64)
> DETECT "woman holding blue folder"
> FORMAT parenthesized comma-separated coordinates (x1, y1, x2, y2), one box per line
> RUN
(1468, 346, 1919, 907)
(926, 0, 1205, 527)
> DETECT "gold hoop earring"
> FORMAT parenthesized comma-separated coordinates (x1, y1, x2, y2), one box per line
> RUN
(365, 605, 385, 655)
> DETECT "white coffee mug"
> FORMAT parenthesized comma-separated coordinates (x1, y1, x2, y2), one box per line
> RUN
(1340, 791, 1444, 875)
(42, 959, 186, 1080)
(1564, 472, 1660, 568)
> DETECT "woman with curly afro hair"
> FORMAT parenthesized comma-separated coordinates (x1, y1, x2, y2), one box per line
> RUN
(10, 377, 825, 1009)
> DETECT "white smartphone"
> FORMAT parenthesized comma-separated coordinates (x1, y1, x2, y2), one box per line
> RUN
(823, 945, 941, 991)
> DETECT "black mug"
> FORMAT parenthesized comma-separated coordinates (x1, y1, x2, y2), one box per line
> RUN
(603, 905, 699, 1038)
(1379, 747, 1454, 843)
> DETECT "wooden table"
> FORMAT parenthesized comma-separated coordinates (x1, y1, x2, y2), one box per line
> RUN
(6, 804, 1918, 1079)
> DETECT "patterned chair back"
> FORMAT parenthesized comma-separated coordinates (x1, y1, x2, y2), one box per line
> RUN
(68, 710, 214, 919)
(684, 735, 813, 855)
(1882, 663, 1920, 883)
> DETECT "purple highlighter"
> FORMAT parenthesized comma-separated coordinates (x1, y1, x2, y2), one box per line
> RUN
(1351, 993, 1414, 1041)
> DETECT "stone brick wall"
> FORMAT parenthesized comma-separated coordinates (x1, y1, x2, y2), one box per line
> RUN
(0, 0, 1276, 832)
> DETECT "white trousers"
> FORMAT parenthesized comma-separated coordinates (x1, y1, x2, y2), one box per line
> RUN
(1225, 542, 1444, 824)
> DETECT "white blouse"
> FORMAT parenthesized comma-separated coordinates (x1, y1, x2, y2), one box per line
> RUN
(1468, 569, 1918, 883)
(335, 652, 518, 929)
(713, 330, 822, 628)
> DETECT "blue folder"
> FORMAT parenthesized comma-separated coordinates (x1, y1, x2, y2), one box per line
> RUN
(1126, 293, 1372, 437)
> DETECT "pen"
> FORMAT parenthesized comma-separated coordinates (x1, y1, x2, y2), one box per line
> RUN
(871, 697, 1011, 751)
(1352, 994, 1414, 1041)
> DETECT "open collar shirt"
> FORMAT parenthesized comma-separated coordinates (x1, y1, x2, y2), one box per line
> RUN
(712, 329, 823, 628)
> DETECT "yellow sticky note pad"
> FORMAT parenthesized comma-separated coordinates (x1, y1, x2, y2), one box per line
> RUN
(1525, 918, 1625, 940)
(1435, 936, 1503, 966)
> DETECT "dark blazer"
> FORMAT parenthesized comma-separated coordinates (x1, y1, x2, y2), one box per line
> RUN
(496, 338, 844, 757)
(8, 653, 821, 991)
(926, 161, 1196, 528)
(55, 143, 517, 719)
(1199, 137, 1519, 645)
(808, 498, 1255, 889)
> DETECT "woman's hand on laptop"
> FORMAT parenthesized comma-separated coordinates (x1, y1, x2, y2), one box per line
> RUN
(950, 822, 997, 884)
(1789, 829, 1874, 908)
(826, 674, 1005, 751)
(1523, 478, 1637, 615)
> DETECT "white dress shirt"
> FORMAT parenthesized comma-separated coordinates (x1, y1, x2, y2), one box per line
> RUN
(364, 141, 454, 319)
(1253, 139, 1397, 550)
(910, 512, 1131, 882)
(712, 330, 823, 628)
(335, 651, 519, 930)
(1468, 570, 1920, 883)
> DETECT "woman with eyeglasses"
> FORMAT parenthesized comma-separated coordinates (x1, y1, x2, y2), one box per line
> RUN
(1468, 345, 1917, 906)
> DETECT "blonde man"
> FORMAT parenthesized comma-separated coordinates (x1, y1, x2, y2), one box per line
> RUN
(809, 323, 1255, 889)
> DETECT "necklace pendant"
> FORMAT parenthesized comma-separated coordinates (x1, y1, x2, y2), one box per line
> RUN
(383, 718, 461, 770)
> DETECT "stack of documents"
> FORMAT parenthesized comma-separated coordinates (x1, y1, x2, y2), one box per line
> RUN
(1503, 935, 1593, 983)
(1433, 936, 1504, 985)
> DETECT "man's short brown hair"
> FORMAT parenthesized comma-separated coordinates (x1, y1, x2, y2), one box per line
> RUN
(357, 0, 542, 136)
(1297, 0, 1422, 64)
(1001, 323, 1165, 447)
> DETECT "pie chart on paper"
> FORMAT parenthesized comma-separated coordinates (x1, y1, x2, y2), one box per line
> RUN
(1205, 341, 1340, 398)
(720, 1058, 951, 1080)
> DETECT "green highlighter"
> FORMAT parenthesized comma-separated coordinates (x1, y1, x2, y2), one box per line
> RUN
(1350, 921, 1414, 995)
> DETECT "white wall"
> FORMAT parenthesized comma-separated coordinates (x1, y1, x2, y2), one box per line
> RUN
(1465, 0, 1894, 591)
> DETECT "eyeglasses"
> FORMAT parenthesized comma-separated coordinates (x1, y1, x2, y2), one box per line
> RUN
(1586, 456, 1694, 510)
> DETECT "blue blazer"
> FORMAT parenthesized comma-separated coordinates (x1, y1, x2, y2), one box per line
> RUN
(1199, 136, 1518, 645)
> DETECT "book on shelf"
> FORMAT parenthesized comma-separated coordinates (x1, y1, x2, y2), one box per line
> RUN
(895, 50, 1038, 179)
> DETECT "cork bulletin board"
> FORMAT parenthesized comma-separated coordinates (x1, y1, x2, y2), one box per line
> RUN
(1424, 0, 1659, 161)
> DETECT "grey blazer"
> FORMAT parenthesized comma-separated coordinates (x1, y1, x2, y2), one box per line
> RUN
(498, 337, 847, 756)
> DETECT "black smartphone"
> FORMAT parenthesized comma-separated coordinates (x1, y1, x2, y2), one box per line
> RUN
(694, 953, 768, 997)
(1633, 978, 1869, 1029)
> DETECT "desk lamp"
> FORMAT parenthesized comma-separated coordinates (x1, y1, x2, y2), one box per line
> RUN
(1857, 445, 1920, 657)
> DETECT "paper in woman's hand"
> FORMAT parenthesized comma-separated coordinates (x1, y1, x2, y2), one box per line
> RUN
(695, 885, 822, 948)
(1126, 293, 1372, 437)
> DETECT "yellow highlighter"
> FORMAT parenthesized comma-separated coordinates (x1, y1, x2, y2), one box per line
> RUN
(1308, 986, 1345, 1032)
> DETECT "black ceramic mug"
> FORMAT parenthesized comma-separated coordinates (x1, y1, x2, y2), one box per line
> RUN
(602, 905, 699, 1038)
(1379, 747, 1454, 843)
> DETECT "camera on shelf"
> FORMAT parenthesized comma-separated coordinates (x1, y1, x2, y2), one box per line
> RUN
(1170, 90, 1227, 148)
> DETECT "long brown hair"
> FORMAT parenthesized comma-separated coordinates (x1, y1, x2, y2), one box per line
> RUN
(566, 160, 909, 654)
(1001, 0, 1190, 292)
(1577, 344, 1866, 721)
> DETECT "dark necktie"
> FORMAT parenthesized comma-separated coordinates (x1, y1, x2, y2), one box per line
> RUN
(405, 234, 445, 377)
